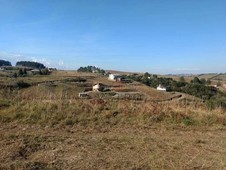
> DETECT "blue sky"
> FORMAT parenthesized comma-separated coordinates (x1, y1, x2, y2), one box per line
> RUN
(0, 0, 226, 74)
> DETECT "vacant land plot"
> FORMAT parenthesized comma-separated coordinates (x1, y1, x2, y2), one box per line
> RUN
(1, 123, 226, 169)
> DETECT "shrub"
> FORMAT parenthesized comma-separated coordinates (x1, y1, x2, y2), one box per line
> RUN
(65, 119, 74, 126)
(17, 81, 31, 89)
(182, 117, 195, 126)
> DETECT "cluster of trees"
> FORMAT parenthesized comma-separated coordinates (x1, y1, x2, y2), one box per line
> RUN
(77, 66, 105, 74)
(126, 73, 226, 108)
(127, 73, 172, 89)
(0, 60, 12, 66)
(16, 61, 46, 69)
(19, 68, 28, 75)
(12, 68, 50, 78)
(0, 60, 47, 69)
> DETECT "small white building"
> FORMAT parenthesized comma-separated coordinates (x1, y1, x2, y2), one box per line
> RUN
(31, 69, 40, 75)
(48, 67, 57, 71)
(92, 83, 105, 92)
(157, 84, 167, 91)
(108, 74, 122, 81)
(223, 84, 226, 89)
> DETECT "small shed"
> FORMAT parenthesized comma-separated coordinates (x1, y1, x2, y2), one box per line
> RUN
(93, 83, 105, 92)
(157, 84, 167, 91)
(108, 74, 122, 81)
(31, 69, 40, 75)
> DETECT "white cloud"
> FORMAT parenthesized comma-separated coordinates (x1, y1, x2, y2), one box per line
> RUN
(58, 60, 64, 66)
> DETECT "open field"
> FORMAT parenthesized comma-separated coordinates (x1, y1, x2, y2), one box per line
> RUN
(0, 70, 226, 169)
(160, 75, 194, 83)
(1, 123, 226, 169)
(197, 74, 219, 80)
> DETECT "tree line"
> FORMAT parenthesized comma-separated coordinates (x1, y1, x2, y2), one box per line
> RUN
(0, 60, 12, 66)
(16, 61, 46, 69)
(0, 59, 46, 69)
(77, 66, 105, 74)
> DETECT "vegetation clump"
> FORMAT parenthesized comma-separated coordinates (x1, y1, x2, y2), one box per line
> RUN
(16, 81, 31, 89)
(77, 65, 105, 74)
(16, 61, 46, 69)
(0, 60, 12, 66)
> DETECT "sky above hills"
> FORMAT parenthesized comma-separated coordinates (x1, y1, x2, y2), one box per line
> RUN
(0, 0, 226, 74)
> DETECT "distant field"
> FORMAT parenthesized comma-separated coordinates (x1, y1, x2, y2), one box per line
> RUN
(160, 75, 194, 83)
(197, 73, 219, 80)
(212, 74, 226, 82)
(106, 70, 142, 75)
(162, 73, 226, 89)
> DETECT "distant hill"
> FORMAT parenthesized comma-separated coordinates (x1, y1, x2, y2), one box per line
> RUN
(106, 70, 142, 75)
(16, 61, 46, 69)
(0, 60, 12, 66)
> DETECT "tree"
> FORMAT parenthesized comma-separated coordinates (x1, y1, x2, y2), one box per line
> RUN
(18, 68, 23, 76)
(17, 68, 27, 76)
(200, 78, 206, 85)
(191, 77, 201, 84)
(40, 68, 49, 75)
(206, 79, 211, 85)
(153, 74, 158, 79)
(22, 68, 27, 75)
(144, 72, 150, 78)
(179, 76, 185, 82)
(77, 66, 105, 74)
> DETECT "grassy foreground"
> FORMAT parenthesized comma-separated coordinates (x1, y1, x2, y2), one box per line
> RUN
(1, 98, 226, 169)
(1, 122, 226, 169)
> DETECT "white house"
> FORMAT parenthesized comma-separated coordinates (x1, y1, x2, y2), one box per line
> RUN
(223, 84, 226, 89)
(108, 74, 122, 81)
(92, 83, 105, 92)
(157, 84, 167, 91)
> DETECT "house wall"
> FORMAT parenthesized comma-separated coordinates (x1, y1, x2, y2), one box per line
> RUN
(93, 84, 100, 91)
(109, 74, 123, 81)
(157, 87, 166, 91)
(223, 84, 226, 89)
(93, 84, 105, 92)
(108, 74, 115, 80)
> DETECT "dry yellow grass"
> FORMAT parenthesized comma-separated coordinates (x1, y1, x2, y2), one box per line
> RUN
(1, 70, 226, 169)
(1, 122, 226, 169)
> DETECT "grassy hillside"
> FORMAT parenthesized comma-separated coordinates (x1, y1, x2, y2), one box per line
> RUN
(0, 70, 226, 169)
